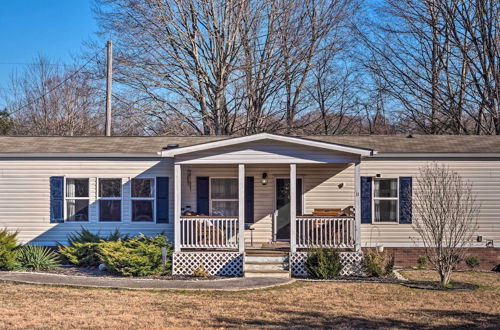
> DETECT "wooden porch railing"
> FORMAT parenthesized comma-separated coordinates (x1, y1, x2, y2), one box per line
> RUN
(180, 216, 239, 249)
(296, 216, 355, 249)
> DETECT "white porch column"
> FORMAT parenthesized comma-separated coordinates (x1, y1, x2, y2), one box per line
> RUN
(354, 160, 361, 251)
(238, 164, 245, 253)
(174, 163, 181, 252)
(290, 163, 297, 253)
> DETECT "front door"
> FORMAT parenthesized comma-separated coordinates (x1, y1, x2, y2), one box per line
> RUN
(275, 178, 303, 240)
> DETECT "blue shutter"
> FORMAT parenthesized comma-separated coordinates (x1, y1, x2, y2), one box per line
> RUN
(156, 177, 169, 223)
(50, 176, 64, 223)
(196, 177, 209, 215)
(360, 176, 372, 224)
(245, 176, 254, 223)
(399, 177, 412, 224)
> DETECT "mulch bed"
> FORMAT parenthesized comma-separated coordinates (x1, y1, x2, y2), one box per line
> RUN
(42, 266, 226, 281)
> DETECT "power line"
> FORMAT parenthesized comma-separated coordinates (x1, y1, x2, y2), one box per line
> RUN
(6, 49, 104, 116)
(0, 62, 71, 67)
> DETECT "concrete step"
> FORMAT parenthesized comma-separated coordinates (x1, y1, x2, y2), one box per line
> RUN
(244, 262, 288, 271)
(245, 255, 288, 263)
(245, 249, 288, 256)
(244, 269, 290, 278)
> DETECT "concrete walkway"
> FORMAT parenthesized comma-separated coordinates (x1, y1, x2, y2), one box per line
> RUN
(0, 271, 295, 291)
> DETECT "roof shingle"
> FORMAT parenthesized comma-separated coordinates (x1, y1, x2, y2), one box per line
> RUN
(0, 135, 498, 154)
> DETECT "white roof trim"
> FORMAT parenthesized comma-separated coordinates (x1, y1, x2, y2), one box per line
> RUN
(0, 153, 161, 158)
(160, 133, 375, 157)
(371, 153, 500, 158)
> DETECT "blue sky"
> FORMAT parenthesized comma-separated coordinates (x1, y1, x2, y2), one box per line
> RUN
(0, 0, 98, 106)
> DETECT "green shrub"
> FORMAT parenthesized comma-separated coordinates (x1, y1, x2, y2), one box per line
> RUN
(0, 229, 19, 270)
(98, 234, 172, 277)
(465, 256, 480, 270)
(305, 248, 342, 279)
(364, 248, 395, 277)
(67, 227, 125, 245)
(59, 242, 102, 267)
(59, 228, 126, 267)
(416, 256, 430, 269)
(16, 245, 60, 271)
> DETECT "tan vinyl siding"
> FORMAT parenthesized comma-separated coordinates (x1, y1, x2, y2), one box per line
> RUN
(2, 155, 499, 248)
(180, 164, 355, 245)
(0, 158, 173, 245)
(360, 159, 500, 246)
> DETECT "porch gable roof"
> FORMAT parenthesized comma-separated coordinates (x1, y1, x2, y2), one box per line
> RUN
(160, 133, 376, 158)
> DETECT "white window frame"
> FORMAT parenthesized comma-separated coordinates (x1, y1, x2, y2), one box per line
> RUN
(209, 177, 239, 217)
(131, 177, 156, 222)
(64, 177, 90, 223)
(372, 177, 399, 224)
(97, 177, 123, 222)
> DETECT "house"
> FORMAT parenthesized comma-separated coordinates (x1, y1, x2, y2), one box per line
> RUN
(0, 133, 499, 276)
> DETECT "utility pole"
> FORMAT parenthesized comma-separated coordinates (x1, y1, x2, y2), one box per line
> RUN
(105, 40, 113, 136)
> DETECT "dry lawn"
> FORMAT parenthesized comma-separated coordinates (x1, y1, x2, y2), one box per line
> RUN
(0, 270, 499, 329)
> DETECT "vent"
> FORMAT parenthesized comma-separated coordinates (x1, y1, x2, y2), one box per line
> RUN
(163, 144, 179, 150)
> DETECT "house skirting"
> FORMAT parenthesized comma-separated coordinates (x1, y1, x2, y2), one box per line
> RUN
(363, 247, 500, 271)
(173, 252, 243, 276)
(290, 251, 364, 277)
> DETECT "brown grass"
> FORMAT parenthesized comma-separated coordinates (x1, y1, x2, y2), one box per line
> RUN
(1, 271, 499, 329)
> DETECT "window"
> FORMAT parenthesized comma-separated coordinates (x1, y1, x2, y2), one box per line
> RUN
(65, 178, 89, 221)
(210, 178, 238, 216)
(132, 178, 155, 222)
(99, 178, 122, 221)
(373, 178, 398, 223)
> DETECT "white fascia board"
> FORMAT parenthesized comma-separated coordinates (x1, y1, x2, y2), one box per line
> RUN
(160, 133, 375, 157)
(0, 153, 161, 158)
(371, 153, 500, 158)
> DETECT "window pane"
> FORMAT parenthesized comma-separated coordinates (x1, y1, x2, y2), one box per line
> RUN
(66, 179, 89, 198)
(66, 199, 89, 221)
(211, 178, 238, 199)
(132, 179, 154, 198)
(211, 201, 238, 216)
(132, 200, 154, 222)
(99, 179, 122, 197)
(374, 179, 398, 198)
(374, 200, 398, 222)
(99, 200, 121, 221)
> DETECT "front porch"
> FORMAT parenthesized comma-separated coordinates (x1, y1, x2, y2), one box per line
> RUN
(162, 134, 374, 276)
(173, 163, 361, 253)
(171, 162, 363, 277)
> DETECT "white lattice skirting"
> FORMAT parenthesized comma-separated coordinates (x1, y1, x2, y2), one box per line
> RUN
(290, 251, 364, 277)
(173, 252, 243, 276)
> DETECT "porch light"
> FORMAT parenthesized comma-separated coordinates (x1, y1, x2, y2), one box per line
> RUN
(261, 172, 268, 185)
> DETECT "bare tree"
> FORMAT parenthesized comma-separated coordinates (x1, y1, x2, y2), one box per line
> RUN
(95, 0, 249, 135)
(411, 163, 479, 286)
(3, 56, 104, 136)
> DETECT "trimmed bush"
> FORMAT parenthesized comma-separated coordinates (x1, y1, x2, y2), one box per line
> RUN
(465, 256, 480, 270)
(59, 228, 126, 267)
(364, 248, 395, 277)
(0, 229, 19, 270)
(305, 248, 342, 279)
(98, 234, 172, 277)
(416, 256, 430, 269)
(67, 227, 125, 245)
(59, 242, 102, 267)
(16, 245, 60, 271)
